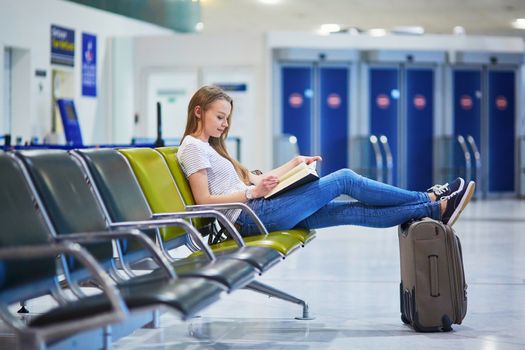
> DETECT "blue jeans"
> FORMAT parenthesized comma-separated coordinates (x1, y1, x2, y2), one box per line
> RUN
(236, 169, 442, 235)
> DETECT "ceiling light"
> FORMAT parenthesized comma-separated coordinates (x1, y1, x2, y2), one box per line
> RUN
(347, 27, 362, 35)
(512, 18, 525, 29)
(368, 28, 386, 37)
(318, 24, 341, 35)
(453, 26, 466, 35)
(391, 26, 424, 35)
(258, 0, 280, 4)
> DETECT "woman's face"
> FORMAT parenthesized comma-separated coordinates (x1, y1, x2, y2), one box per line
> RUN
(198, 99, 231, 140)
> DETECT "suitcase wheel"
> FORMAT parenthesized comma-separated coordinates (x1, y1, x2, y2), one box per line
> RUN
(441, 315, 453, 332)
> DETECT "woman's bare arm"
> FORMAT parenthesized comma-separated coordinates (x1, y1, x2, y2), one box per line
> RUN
(188, 169, 279, 204)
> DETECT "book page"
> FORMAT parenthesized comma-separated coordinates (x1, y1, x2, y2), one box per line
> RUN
(279, 162, 307, 182)
(265, 161, 319, 198)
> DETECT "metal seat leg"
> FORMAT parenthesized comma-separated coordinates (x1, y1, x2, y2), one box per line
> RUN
(245, 280, 314, 320)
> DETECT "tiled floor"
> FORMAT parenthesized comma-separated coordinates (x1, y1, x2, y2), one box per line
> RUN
(111, 199, 525, 350)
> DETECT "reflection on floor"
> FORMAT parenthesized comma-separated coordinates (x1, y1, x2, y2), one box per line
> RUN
(112, 199, 525, 350)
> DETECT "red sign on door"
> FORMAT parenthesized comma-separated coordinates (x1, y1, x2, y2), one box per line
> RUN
(289, 93, 303, 108)
(327, 93, 341, 109)
(460, 95, 473, 110)
(376, 94, 390, 109)
(413, 94, 426, 110)
(495, 95, 508, 111)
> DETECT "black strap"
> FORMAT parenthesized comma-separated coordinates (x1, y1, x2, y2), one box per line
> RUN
(207, 220, 230, 245)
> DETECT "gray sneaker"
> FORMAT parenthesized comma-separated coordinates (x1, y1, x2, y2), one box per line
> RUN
(427, 177, 465, 201)
(441, 181, 476, 226)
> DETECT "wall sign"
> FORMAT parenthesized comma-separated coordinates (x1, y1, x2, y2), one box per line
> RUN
(51, 25, 75, 66)
(82, 32, 97, 97)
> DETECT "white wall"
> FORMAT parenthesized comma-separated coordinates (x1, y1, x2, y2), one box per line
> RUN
(128, 33, 269, 170)
(0, 0, 171, 144)
(1, 49, 6, 136)
(10, 49, 32, 143)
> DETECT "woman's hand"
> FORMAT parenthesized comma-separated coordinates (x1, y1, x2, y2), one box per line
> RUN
(253, 174, 279, 198)
(296, 155, 322, 165)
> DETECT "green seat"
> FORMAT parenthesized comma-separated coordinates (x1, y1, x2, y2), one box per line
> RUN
(119, 148, 303, 256)
(82, 150, 312, 319)
(203, 232, 302, 256)
(75, 149, 281, 274)
(156, 146, 316, 247)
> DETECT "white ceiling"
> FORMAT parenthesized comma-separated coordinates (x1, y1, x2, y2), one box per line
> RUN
(200, 0, 525, 37)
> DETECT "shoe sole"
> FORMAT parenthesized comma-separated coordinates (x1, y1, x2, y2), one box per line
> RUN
(447, 181, 476, 226)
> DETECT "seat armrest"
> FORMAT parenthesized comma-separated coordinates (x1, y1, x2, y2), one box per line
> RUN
(0, 242, 128, 329)
(110, 218, 216, 260)
(152, 210, 248, 247)
(54, 229, 176, 279)
(186, 203, 269, 235)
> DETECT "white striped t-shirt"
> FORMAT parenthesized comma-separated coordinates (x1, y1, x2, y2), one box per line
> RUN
(177, 135, 248, 222)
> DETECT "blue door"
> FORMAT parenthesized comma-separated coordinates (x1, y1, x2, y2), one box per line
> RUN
(319, 66, 349, 175)
(453, 69, 482, 182)
(405, 68, 434, 191)
(488, 70, 515, 192)
(369, 67, 399, 185)
(454, 69, 482, 147)
(281, 66, 313, 155)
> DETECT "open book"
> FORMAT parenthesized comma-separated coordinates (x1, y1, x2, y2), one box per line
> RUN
(264, 161, 319, 199)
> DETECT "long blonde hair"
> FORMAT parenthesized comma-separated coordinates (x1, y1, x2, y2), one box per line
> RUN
(182, 85, 250, 184)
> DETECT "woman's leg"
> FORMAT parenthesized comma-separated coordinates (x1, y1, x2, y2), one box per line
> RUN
(237, 168, 434, 234)
(295, 200, 441, 229)
(325, 169, 430, 206)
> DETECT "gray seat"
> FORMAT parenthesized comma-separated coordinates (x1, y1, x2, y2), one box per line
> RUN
(1, 153, 218, 348)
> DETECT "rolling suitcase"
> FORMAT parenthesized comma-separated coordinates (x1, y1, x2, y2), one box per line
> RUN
(398, 218, 467, 332)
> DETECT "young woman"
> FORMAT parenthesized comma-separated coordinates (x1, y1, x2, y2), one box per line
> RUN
(177, 86, 476, 236)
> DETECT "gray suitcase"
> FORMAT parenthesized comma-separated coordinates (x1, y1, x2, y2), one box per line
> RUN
(398, 218, 467, 332)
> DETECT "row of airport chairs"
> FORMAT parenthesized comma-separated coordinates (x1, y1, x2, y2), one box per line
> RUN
(0, 147, 317, 349)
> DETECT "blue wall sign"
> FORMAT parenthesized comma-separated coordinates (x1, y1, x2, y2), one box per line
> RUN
(82, 33, 97, 97)
(51, 25, 75, 66)
(56, 99, 83, 146)
(214, 83, 247, 92)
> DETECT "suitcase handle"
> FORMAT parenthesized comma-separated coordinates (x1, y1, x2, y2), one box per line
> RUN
(429, 255, 440, 297)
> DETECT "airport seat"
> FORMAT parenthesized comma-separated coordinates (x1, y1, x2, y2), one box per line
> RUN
(16, 149, 255, 293)
(117, 148, 314, 319)
(118, 147, 304, 256)
(72, 148, 282, 274)
(156, 146, 317, 246)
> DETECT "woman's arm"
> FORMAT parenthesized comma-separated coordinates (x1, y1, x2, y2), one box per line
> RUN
(189, 169, 279, 204)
